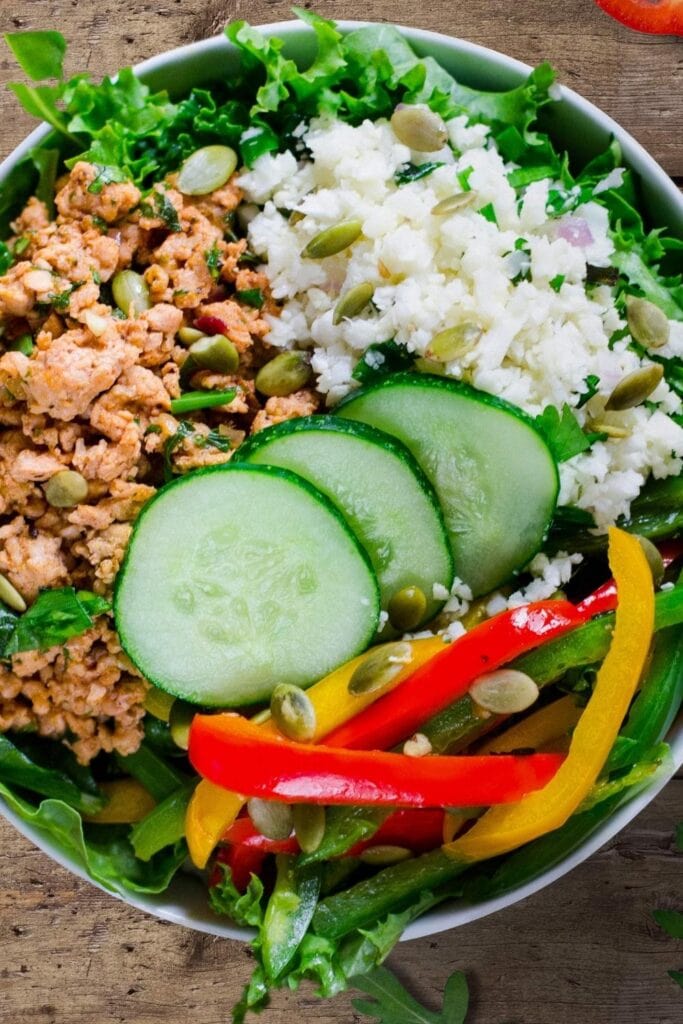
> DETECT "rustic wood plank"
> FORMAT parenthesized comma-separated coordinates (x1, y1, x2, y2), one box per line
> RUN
(0, 3, 682, 1021)
(0, 0, 681, 174)
(1, 780, 682, 1023)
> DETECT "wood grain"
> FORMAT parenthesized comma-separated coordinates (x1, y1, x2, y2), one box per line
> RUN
(0, 2, 682, 1021)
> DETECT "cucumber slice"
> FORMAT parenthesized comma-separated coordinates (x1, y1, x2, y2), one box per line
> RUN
(337, 374, 559, 596)
(114, 465, 380, 706)
(235, 417, 454, 624)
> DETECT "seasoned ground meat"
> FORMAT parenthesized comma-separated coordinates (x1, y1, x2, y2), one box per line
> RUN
(0, 160, 317, 762)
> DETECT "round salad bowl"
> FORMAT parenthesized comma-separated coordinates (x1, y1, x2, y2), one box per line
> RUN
(0, 19, 681, 944)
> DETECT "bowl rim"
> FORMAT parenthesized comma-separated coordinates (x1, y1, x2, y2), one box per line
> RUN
(0, 17, 681, 945)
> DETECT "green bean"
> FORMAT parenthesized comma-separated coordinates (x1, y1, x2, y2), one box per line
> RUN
(169, 388, 236, 415)
(130, 781, 196, 861)
(262, 856, 322, 982)
(115, 743, 186, 802)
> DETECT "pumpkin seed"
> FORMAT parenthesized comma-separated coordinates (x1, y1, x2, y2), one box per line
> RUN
(112, 270, 151, 317)
(0, 573, 26, 612)
(348, 641, 413, 696)
(236, 202, 260, 232)
(402, 732, 432, 758)
(431, 192, 478, 215)
(626, 295, 669, 350)
(143, 686, 175, 723)
(332, 281, 375, 325)
(605, 364, 664, 411)
(635, 535, 665, 587)
(177, 326, 205, 346)
(189, 334, 239, 374)
(44, 470, 88, 508)
(168, 700, 195, 750)
(302, 220, 363, 259)
(469, 669, 539, 715)
(390, 104, 448, 152)
(292, 804, 326, 854)
(387, 586, 427, 631)
(270, 683, 317, 742)
(359, 845, 413, 866)
(426, 323, 480, 362)
(247, 798, 293, 841)
(588, 421, 629, 439)
(255, 351, 312, 397)
(177, 145, 238, 196)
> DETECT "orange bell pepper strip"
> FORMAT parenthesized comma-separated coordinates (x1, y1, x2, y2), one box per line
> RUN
(185, 634, 447, 868)
(189, 711, 564, 808)
(477, 694, 583, 755)
(444, 527, 654, 863)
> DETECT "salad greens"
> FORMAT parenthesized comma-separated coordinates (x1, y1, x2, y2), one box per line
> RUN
(0, 10, 681, 1022)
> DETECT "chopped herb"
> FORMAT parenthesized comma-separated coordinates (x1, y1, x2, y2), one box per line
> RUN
(1, 587, 111, 658)
(144, 424, 162, 436)
(586, 264, 619, 286)
(549, 274, 565, 292)
(352, 340, 414, 385)
(479, 202, 498, 225)
(8, 334, 34, 356)
(0, 242, 12, 275)
(353, 967, 470, 1024)
(456, 166, 474, 191)
(173, 289, 189, 298)
(163, 419, 232, 479)
(395, 162, 444, 185)
(91, 269, 101, 284)
(236, 287, 264, 309)
(49, 282, 83, 310)
(577, 373, 600, 408)
(91, 214, 108, 232)
(514, 237, 528, 251)
(169, 389, 237, 416)
(140, 190, 181, 233)
(534, 403, 605, 462)
(87, 164, 128, 195)
(205, 243, 222, 281)
(238, 250, 261, 267)
(13, 236, 30, 256)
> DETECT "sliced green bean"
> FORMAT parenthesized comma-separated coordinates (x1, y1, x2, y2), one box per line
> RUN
(130, 781, 196, 861)
(262, 856, 322, 982)
(115, 743, 186, 802)
(169, 388, 236, 415)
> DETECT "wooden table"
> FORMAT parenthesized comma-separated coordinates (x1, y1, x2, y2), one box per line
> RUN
(0, 3, 681, 1021)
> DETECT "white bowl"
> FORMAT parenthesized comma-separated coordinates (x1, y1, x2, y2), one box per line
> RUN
(1, 19, 681, 943)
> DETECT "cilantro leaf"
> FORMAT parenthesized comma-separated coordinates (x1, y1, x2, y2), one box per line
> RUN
(2, 587, 110, 657)
(352, 966, 469, 1024)
(534, 403, 604, 462)
(4, 31, 67, 80)
(576, 373, 600, 408)
(205, 243, 222, 281)
(653, 910, 683, 940)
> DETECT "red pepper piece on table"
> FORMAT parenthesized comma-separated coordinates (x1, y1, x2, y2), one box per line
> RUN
(189, 713, 564, 808)
(595, 0, 683, 35)
(323, 601, 584, 752)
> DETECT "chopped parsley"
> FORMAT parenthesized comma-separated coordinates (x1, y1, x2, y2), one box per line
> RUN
(534, 403, 606, 462)
(87, 164, 128, 195)
(236, 287, 264, 309)
(457, 166, 474, 191)
(577, 373, 600, 408)
(479, 202, 498, 225)
(205, 243, 222, 281)
(549, 274, 565, 292)
(395, 161, 444, 185)
(140, 190, 181, 232)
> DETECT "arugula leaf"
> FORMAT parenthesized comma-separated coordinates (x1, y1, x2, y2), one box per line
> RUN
(352, 341, 414, 385)
(654, 909, 683, 940)
(209, 862, 266, 927)
(534, 403, 604, 462)
(4, 31, 67, 80)
(0, 780, 186, 894)
(2, 587, 110, 657)
(0, 734, 104, 814)
(352, 967, 469, 1024)
(395, 162, 444, 185)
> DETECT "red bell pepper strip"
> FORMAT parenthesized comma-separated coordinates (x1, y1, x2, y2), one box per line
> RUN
(576, 540, 682, 617)
(323, 600, 584, 752)
(210, 842, 266, 892)
(223, 808, 446, 857)
(595, 0, 683, 35)
(189, 712, 564, 808)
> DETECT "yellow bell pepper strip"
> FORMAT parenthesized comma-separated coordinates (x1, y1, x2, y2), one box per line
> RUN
(444, 527, 654, 863)
(477, 695, 583, 755)
(185, 635, 447, 868)
(82, 778, 156, 824)
(189, 711, 565, 807)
